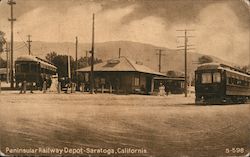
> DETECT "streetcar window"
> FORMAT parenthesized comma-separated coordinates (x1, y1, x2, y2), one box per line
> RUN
(213, 72, 221, 83)
(21, 64, 29, 72)
(16, 64, 21, 72)
(30, 64, 37, 72)
(201, 73, 212, 83)
(236, 79, 242, 85)
(195, 74, 201, 83)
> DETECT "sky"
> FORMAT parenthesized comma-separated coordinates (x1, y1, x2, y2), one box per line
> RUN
(0, 0, 249, 65)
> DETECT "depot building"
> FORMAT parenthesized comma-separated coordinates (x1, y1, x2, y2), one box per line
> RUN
(77, 56, 166, 94)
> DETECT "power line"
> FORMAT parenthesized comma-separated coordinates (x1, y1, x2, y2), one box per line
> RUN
(14, 42, 25, 48)
(13, 44, 26, 51)
(17, 32, 29, 49)
(176, 29, 195, 97)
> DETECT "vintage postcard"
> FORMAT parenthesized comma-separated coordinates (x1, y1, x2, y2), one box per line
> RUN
(0, 0, 249, 157)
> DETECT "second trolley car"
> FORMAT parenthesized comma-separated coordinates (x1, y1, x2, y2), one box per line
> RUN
(15, 55, 57, 88)
(195, 63, 250, 104)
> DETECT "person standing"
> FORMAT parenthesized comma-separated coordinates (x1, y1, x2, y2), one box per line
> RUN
(158, 82, 166, 96)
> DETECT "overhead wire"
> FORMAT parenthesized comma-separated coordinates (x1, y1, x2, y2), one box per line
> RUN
(16, 32, 29, 50)
(14, 44, 26, 51)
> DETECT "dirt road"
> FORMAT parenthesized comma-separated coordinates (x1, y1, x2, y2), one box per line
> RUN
(0, 93, 249, 157)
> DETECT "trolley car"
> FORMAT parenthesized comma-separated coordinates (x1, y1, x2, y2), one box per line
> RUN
(15, 55, 57, 88)
(195, 63, 250, 104)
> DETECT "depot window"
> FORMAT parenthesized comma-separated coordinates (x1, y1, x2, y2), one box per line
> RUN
(201, 73, 212, 83)
(134, 76, 140, 86)
(213, 72, 221, 83)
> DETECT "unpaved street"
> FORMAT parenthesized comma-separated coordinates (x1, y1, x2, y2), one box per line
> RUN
(0, 93, 249, 157)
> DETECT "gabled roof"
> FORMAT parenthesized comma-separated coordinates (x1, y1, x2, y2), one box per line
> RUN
(77, 56, 166, 76)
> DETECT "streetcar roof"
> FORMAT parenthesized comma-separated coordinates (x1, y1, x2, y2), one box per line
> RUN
(196, 62, 250, 78)
(16, 55, 57, 71)
(196, 62, 221, 70)
(221, 68, 250, 78)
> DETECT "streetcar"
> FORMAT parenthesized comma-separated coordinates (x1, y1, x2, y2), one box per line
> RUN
(15, 55, 57, 89)
(195, 63, 250, 104)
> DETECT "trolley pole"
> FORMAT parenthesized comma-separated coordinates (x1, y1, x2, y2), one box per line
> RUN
(90, 14, 95, 94)
(8, 0, 16, 89)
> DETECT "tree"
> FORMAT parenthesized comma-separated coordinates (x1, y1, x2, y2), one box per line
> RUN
(166, 70, 184, 77)
(240, 65, 249, 72)
(198, 55, 213, 64)
(77, 56, 89, 69)
(45, 51, 57, 62)
(0, 57, 7, 68)
(0, 31, 6, 53)
(45, 52, 103, 79)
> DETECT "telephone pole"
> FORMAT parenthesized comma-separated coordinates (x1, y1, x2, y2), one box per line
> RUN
(6, 42, 10, 83)
(156, 49, 166, 73)
(176, 29, 195, 97)
(68, 48, 71, 80)
(27, 35, 32, 55)
(75, 36, 78, 77)
(8, 0, 16, 88)
(118, 48, 121, 58)
(90, 13, 95, 94)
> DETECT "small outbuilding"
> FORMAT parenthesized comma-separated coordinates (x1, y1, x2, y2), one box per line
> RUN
(153, 76, 185, 94)
(77, 56, 166, 94)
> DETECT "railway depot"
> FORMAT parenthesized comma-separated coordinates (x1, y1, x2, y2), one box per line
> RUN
(0, 0, 249, 156)
(77, 56, 167, 94)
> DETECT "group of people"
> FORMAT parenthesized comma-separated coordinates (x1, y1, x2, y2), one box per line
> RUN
(19, 80, 48, 94)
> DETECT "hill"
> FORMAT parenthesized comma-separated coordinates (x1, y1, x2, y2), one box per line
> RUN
(11, 40, 228, 74)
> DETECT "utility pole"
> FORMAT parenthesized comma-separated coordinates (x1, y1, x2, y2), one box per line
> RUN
(27, 35, 32, 55)
(75, 36, 78, 79)
(85, 51, 88, 58)
(118, 48, 122, 58)
(6, 42, 10, 83)
(118, 48, 121, 58)
(85, 50, 89, 66)
(176, 29, 195, 97)
(8, 0, 16, 88)
(90, 13, 95, 94)
(68, 48, 71, 80)
(156, 49, 166, 73)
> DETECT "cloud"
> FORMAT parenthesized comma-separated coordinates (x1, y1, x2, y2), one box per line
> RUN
(195, 3, 249, 65)
(10, 2, 103, 42)
(0, 0, 248, 65)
